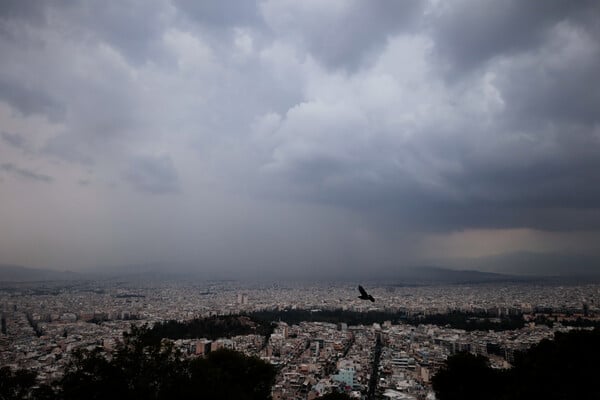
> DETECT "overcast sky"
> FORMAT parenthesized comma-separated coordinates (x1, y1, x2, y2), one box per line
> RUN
(1, 1, 600, 276)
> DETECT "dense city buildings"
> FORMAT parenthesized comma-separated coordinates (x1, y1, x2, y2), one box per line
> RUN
(1, 280, 599, 399)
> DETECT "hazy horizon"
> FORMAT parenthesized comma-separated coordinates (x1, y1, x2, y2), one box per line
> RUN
(2, 1, 600, 278)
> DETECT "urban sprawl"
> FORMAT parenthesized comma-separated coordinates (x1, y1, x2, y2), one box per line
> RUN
(2, 281, 599, 399)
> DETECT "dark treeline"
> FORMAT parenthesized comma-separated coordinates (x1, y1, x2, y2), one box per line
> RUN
(114, 294, 145, 298)
(114, 310, 523, 347)
(432, 328, 600, 400)
(315, 393, 353, 400)
(416, 312, 524, 331)
(533, 315, 600, 329)
(247, 309, 397, 326)
(25, 312, 44, 337)
(245, 309, 524, 332)
(99, 309, 531, 345)
(89, 314, 140, 325)
(142, 315, 274, 344)
(0, 325, 276, 400)
(562, 317, 600, 328)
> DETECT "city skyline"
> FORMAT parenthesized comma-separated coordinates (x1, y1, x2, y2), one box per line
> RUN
(1, 1, 600, 276)
(2, 278, 598, 399)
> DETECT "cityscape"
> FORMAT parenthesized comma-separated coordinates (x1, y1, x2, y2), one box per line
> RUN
(2, 1, 600, 399)
(2, 278, 599, 399)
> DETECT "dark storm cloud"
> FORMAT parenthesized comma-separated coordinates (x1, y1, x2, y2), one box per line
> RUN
(261, 0, 424, 71)
(1, 1, 169, 65)
(2, 0, 600, 271)
(173, 0, 261, 27)
(0, 78, 65, 121)
(1, 131, 27, 150)
(124, 155, 179, 194)
(264, 106, 600, 232)
(61, 0, 171, 65)
(428, 0, 600, 74)
(252, 0, 600, 233)
(498, 50, 600, 126)
(0, 162, 52, 182)
(0, 0, 46, 24)
(42, 134, 95, 165)
(266, 150, 600, 233)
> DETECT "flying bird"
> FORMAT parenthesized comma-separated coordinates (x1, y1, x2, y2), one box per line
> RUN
(358, 285, 375, 302)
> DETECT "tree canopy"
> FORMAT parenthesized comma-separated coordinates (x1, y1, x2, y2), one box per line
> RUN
(1, 325, 276, 400)
(433, 328, 600, 400)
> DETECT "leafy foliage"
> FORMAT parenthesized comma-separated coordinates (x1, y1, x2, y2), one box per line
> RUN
(247, 309, 524, 331)
(142, 315, 274, 343)
(2, 325, 276, 400)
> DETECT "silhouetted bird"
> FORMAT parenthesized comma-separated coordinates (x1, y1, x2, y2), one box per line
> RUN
(358, 285, 375, 302)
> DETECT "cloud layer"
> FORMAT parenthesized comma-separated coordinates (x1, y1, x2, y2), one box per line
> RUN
(1, 1, 599, 273)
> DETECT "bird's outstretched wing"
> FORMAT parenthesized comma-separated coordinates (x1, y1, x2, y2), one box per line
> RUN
(358, 285, 368, 297)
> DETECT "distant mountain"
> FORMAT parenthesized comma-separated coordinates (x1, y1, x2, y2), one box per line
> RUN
(7, 255, 594, 285)
(387, 266, 521, 285)
(0, 264, 81, 282)
(0, 263, 221, 284)
(86, 262, 236, 282)
(441, 251, 600, 277)
(89, 263, 525, 284)
(91, 262, 170, 277)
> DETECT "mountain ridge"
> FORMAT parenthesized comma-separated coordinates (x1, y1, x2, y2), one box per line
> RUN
(438, 251, 600, 277)
(0, 264, 81, 282)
